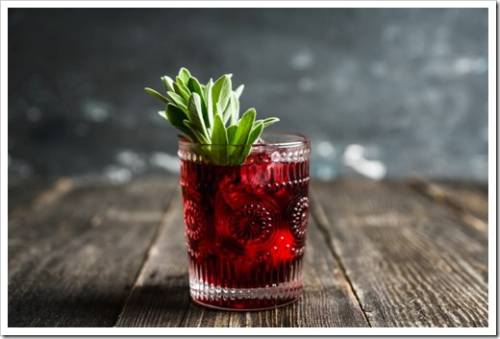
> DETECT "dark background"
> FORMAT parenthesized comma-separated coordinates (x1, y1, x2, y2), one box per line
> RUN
(8, 8, 488, 184)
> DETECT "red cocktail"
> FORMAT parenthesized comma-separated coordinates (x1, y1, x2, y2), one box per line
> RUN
(179, 133, 310, 310)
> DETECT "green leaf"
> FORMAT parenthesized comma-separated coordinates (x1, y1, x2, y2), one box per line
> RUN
(227, 125, 238, 143)
(236, 121, 263, 164)
(222, 92, 237, 124)
(177, 67, 191, 84)
(256, 117, 280, 128)
(188, 77, 203, 97)
(236, 144, 250, 164)
(217, 76, 232, 115)
(212, 74, 232, 115)
(211, 114, 228, 145)
(184, 119, 209, 144)
(248, 121, 264, 145)
(187, 93, 208, 139)
(161, 76, 175, 93)
(210, 114, 228, 164)
(174, 81, 191, 101)
(204, 79, 214, 129)
(231, 93, 240, 125)
(145, 67, 281, 165)
(235, 84, 244, 98)
(227, 107, 255, 165)
(165, 104, 187, 126)
(166, 91, 188, 111)
(145, 87, 168, 103)
(232, 108, 256, 146)
(165, 104, 194, 140)
(188, 77, 211, 128)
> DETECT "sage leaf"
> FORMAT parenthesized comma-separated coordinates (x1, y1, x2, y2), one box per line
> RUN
(235, 84, 244, 98)
(227, 125, 238, 144)
(161, 76, 175, 92)
(238, 144, 252, 164)
(167, 91, 188, 111)
(212, 114, 228, 145)
(211, 114, 228, 164)
(217, 76, 232, 115)
(166, 104, 194, 140)
(145, 87, 168, 103)
(222, 92, 238, 124)
(188, 77, 210, 128)
(212, 74, 231, 114)
(178, 67, 191, 84)
(145, 68, 282, 165)
(166, 104, 187, 127)
(228, 108, 255, 164)
(174, 81, 191, 101)
(256, 117, 280, 128)
(187, 93, 208, 139)
(204, 79, 214, 128)
(230, 92, 239, 125)
(248, 121, 264, 145)
(232, 108, 256, 146)
(188, 77, 203, 97)
(237, 121, 263, 164)
(184, 120, 209, 144)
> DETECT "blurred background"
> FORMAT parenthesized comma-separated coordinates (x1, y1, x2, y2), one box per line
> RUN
(8, 8, 488, 184)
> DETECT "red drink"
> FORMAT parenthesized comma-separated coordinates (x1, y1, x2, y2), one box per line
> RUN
(179, 134, 310, 310)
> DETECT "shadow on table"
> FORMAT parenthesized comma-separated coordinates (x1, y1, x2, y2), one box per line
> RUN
(115, 273, 192, 326)
(8, 274, 191, 327)
(9, 284, 131, 327)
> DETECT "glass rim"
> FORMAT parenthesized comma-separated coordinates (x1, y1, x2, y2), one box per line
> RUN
(178, 131, 310, 148)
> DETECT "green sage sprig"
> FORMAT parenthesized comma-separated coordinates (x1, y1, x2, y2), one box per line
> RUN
(145, 67, 279, 165)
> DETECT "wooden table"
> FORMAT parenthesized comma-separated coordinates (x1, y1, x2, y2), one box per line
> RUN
(8, 175, 488, 327)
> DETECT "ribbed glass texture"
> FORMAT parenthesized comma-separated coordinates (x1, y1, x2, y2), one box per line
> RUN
(179, 133, 310, 310)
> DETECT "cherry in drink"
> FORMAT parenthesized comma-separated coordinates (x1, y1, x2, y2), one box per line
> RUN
(179, 134, 310, 310)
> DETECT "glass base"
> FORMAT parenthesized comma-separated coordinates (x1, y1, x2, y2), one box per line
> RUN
(189, 279, 303, 311)
(191, 296, 299, 311)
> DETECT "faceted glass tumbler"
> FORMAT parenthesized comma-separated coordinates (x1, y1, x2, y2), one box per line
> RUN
(178, 133, 311, 310)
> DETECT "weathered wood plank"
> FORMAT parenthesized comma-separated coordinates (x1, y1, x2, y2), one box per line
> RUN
(116, 190, 368, 327)
(115, 195, 193, 327)
(8, 177, 57, 215)
(8, 175, 176, 327)
(312, 179, 488, 327)
(432, 180, 487, 221)
(409, 178, 488, 233)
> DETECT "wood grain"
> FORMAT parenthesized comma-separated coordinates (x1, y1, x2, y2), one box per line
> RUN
(116, 189, 368, 327)
(8, 176, 488, 327)
(312, 179, 488, 327)
(114, 195, 192, 327)
(409, 178, 488, 234)
(8, 176, 176, 327)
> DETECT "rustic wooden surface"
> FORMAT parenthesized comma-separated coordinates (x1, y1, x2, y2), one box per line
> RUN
(8, 175, 488, 327)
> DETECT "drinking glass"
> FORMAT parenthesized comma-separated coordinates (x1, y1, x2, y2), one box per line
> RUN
(178, 132, 310, 310)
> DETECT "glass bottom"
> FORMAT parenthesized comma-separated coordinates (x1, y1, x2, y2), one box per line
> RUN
(189, 279, 303, 311)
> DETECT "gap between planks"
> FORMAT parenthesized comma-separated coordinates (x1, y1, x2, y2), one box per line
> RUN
(309, 191, 373, 327)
